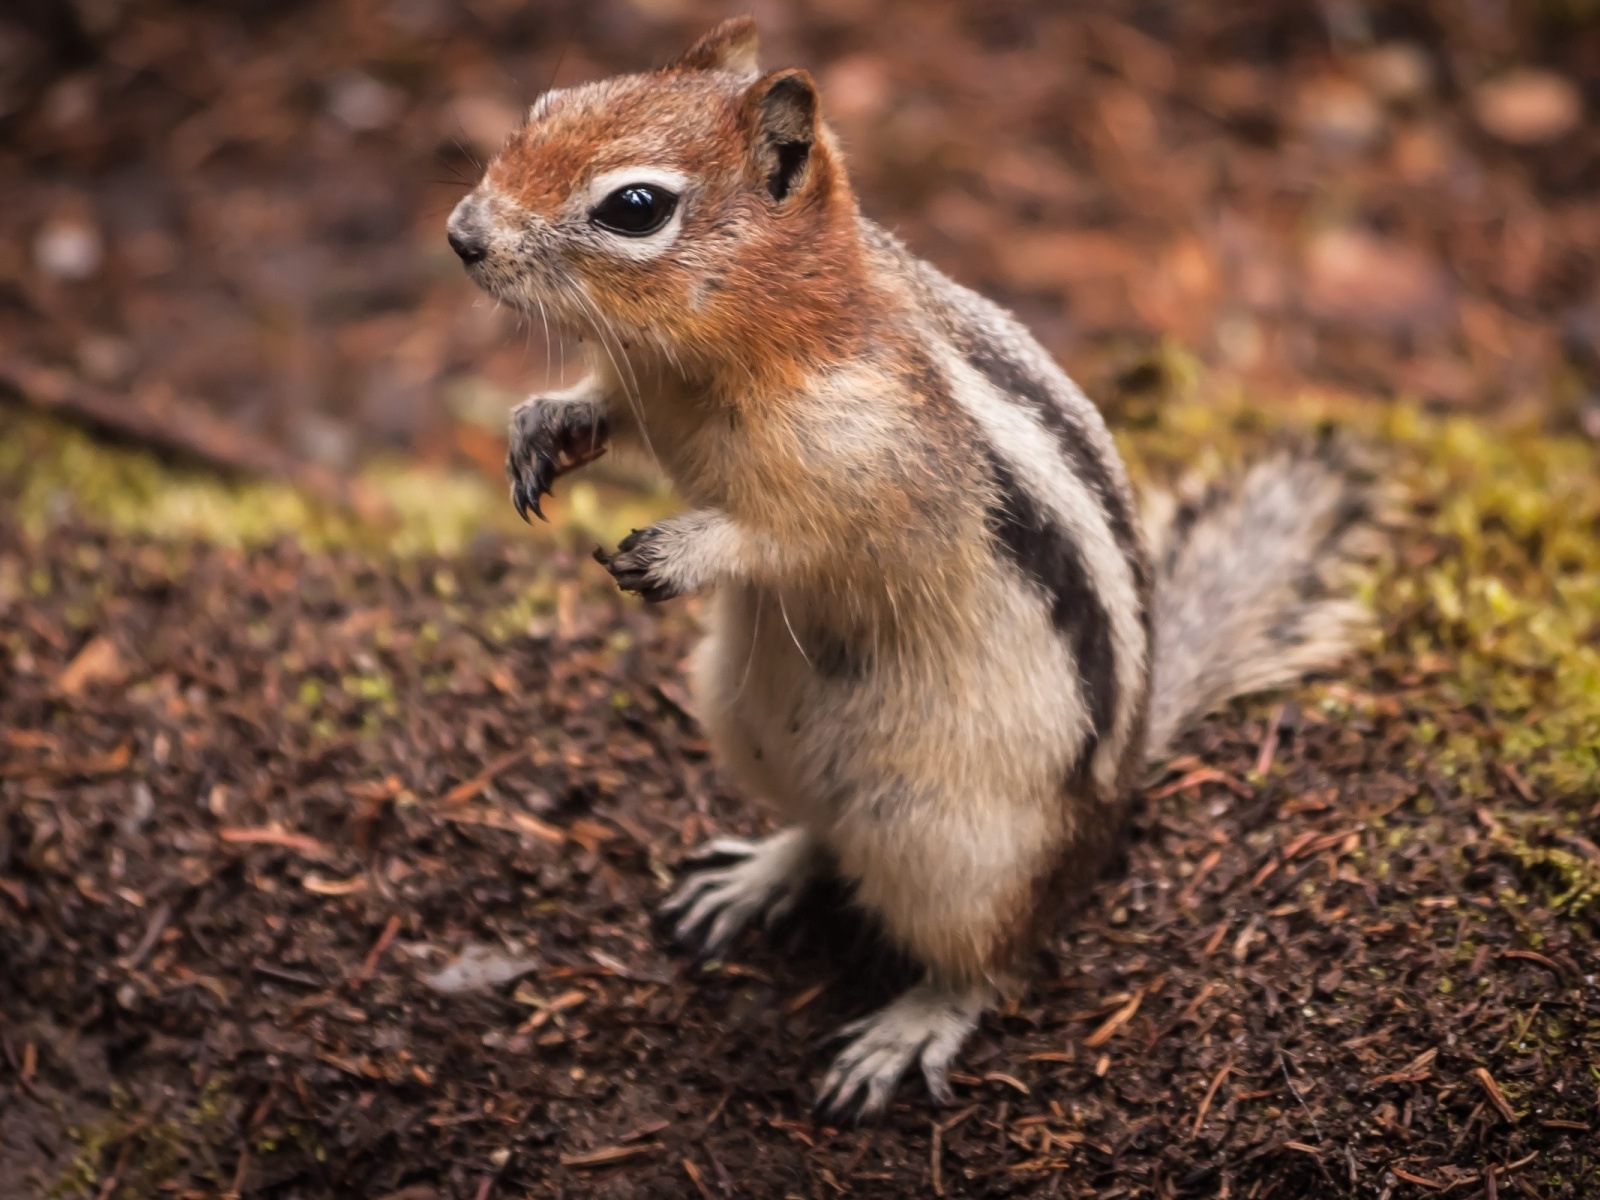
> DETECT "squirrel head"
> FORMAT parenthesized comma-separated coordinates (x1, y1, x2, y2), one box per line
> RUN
(449, 18, 867, 378)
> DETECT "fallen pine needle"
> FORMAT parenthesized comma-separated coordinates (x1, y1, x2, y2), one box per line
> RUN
(1148, 767, 1242, 801)
(1253, 704, 1284, 774)
(1391, 1167, 1442, 1189)
(514, 987, 588, 1031)
(1202, 922, 1231, 955)
(1473, 1068, 1518, 1124)
(219, 826, 330, 859)
(567, 818, 616, 854)
(682, 1158, 715, 1200)
(1369, 1047, 1438, 1088)
(1501, 949, 1563, 976)
(3, 742, 133, 781)
(785, 983, 826, 1014)
(441, 808, 565, 843)
(560, 1143, 663, 1168)
(1085, 986, 1145, 1048)
(439, 747, 531, 806)
(1177, 848, 1223, 907)
(983, 1072, 1030, 1095)
(303, 873, 367, 896)
(1191, 1060, 1232, 1138)
(1281, 829, 1318, 859)
(351, 914, 402, 986)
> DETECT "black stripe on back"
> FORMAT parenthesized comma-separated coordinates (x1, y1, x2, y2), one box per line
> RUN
(963, 338, 1149, 597)
(983, 448, 1118, 747)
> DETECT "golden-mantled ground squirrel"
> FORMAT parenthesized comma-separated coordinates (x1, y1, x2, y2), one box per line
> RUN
(449, 18, 1380, 1118)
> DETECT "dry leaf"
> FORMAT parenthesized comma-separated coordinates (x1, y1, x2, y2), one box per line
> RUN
(57, 635, 125, 695)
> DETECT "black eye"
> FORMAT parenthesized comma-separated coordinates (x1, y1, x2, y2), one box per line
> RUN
(590, 184, 678, 236)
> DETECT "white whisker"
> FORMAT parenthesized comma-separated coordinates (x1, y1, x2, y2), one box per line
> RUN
(778, 592, 812, 669)
(733, 588, 763, 702)
(569, 283, 655, 460)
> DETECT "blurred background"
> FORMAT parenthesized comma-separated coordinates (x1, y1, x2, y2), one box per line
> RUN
(2, 0, 1598, 481)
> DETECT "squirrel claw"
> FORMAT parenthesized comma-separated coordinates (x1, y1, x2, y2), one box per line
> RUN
(509, 465, 551, 524)
(594, 528, 682, 602)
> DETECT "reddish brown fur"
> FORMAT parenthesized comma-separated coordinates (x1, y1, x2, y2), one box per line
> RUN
(482, 51, 879, 395)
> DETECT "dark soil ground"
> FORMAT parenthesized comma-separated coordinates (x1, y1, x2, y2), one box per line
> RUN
(4, 1, 1600, 1197)
(2, 500, 1597, 1198)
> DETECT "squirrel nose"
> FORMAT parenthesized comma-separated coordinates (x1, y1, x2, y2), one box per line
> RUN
(448, 227, 487, 265)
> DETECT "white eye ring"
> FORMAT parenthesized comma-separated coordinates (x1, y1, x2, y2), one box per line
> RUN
(580, 167, 691, 259)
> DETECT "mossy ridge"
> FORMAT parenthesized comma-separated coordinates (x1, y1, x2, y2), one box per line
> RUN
(0, 410, 671, 555)
(10, 389, 1600, 909)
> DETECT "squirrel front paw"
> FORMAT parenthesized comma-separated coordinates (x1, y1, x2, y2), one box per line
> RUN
(505, 399, 609, 522)
(594, 526, 686, 602)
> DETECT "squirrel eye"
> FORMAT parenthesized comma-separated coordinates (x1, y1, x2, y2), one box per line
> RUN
(590, 184, 678, 236)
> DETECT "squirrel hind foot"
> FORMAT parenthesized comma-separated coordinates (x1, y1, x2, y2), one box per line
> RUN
(661, 828, 814, 955)
(815, 980, 994, 1120)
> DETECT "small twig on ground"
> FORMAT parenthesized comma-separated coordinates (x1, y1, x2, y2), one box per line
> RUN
(682, 1157, 716, 1200)
(1254, 703, 1286, 775)
(438, 746, 532, 806)
(351, 914, 402, 987)
(1473, 1068, 1519, 1125)
(1085, 983, 1147, 1048)
(560, 1143, 663, 1168)
(118, 900, 172, 970)
(94, 1142, 133, 1200)
(1279, 1050, 1324, 1142)
(1191, 1059, 1232, 1138)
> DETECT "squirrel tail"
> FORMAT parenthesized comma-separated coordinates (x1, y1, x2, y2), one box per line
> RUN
(1141, 439, 1389, 766)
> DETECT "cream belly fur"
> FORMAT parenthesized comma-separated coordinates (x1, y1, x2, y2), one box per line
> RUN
(691, 566, 1086, 984)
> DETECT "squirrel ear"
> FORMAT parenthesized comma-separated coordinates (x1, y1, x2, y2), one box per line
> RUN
(673, 16, 760, 75)
(744, 69, 820, 202)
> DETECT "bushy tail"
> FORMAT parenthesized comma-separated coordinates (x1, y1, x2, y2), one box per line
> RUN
(1142, 441, 1389, 765)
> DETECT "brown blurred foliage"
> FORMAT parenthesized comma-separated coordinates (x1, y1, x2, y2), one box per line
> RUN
(1, 0, 1598, 472)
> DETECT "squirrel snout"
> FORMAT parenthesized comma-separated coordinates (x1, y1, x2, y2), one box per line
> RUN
(447, 197, 489, 266)
(447, 225, 487, 265)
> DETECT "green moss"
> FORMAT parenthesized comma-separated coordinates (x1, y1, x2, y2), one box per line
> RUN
(1113, 385, 1600, 915)
(0, 411, 679, 556)
(480, 580, 559, 644)
(1372, 411, 1600, 800)
(1123, 392, 1600, 800)
(1493, 815, 1600, 916)
(51, 1076, 236, 1199)
(0, 411, 528, 555)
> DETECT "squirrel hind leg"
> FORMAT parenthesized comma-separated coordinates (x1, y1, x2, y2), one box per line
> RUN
(661, 826, 815, 955)
(816, 979, 994, 1120)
